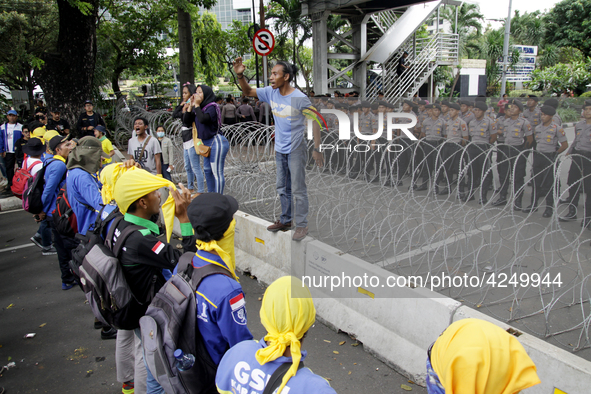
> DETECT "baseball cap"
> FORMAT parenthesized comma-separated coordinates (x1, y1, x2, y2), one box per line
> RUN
(7, 109, 17, 116)
(84, 100, 93, 105)
(51, 107, 61, 113)
(49, 135, 68, 153)
(187, 193, 239, 239)
(95, 125, 107, 135)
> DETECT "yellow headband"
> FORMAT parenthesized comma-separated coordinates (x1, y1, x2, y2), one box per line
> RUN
(113, 169, 176, 241)
(100, 163, 137, 205)
(195, 219, 238, 281)
(255, 276, 316, 394)
(431, 319, 540, 394)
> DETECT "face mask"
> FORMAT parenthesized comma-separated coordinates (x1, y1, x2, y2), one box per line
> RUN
(157, 132, 165, 138)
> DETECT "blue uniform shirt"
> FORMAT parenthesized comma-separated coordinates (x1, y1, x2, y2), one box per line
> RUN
(66, 168, 103, 235)
(173, 250, 253, 364)
(216, 339, 337, 394)
(42, 158, 67, 217)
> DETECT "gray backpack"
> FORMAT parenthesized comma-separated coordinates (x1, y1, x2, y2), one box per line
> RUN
(78, 216, 148, 330)
(139, 252, 232, 394)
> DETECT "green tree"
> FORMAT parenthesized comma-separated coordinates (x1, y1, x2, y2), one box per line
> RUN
(98, 0, 175, 98)
(545, 0, 591, 57)
(510, 11, 545, 47)
(0, 0, 58, 108)
(191, 12, 226, 86)
(266, 0, 312, 72)
(441, 3, 484, 58)
(526, 61, 591, 95)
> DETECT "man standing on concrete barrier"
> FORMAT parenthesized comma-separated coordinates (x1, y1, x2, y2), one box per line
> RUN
(233, 57, 323, 241)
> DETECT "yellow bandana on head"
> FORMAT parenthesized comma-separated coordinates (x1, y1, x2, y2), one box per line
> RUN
(32, 127, 47, 143)
(255, 276, 316, 394)
(43, 130, 60, 145)
(431, 319, 540, 394)
(113, 169, 176, 241)
(195, 219, 238, 280)
(99, 163, 137, 204)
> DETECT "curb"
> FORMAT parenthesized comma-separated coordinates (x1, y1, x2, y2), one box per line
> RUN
(0, 196, 22, 212)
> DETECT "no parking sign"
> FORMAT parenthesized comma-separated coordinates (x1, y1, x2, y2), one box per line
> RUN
(252, 28, 275, 57)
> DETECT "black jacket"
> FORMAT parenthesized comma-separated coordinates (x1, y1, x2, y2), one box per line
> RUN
(76, 112, 106, 138)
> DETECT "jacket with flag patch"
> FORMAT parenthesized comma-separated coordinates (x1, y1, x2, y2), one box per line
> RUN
(115, 213, 195, 305)
(173, 250, 253, 365)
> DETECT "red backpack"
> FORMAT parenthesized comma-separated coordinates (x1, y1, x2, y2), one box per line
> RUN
(11, 160, 41, 199)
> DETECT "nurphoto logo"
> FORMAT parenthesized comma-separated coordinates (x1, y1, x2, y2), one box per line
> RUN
(306, 109, 418, 153)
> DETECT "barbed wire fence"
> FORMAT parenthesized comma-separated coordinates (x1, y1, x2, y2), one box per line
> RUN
(114, 99, 591, 361)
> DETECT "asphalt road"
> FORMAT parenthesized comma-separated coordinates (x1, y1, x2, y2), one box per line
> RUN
(0, 209, 426, 394)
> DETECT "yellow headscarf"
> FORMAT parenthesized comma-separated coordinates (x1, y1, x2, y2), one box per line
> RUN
(113, 169, 176, 242)
(43, 129, 60, 145)
(431, 319, 540, 394)
(99, 163, 137, 204)
(255, 276, 316, 394)
(195, 219, 239, 281)
(32, 127, 47, 143)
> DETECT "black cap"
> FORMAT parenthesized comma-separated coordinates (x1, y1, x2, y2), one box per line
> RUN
(441, 101, 450, 107)
(584, 100, 591, 109)
(432, 104, 441, 111)
(474, 101, 488, 112)
(187, 193, 239, 239)
(540, 105, 556, 116)
(371, 103, 379, 110)
(22, 138, 45, 156)
(448, 103, 460, 111)
(544, 98, 559, 109)
(378, 100, 390, 107)
(328, 100, 337, 105)
(403, 99, 414, 107)
(84, 100, 93, 105)
(475, 96, 487, 102)
(95, 125, 107, 135)
(418, 100, 427, 106)
(459, 99, 473, 106)
(49, 135, 68, 153)
(510, 99, 523, 112)
(425, 104, 434, 109)
(51, 107, 61, 113)
(527, 95, 539, 102)
(361, 101, 371, 108)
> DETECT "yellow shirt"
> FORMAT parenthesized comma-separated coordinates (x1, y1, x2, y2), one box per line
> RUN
(100, 137, 114, 164)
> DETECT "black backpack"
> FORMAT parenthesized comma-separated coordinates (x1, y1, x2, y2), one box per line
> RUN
(78, 216, 151, 330)
(139, 253, 232, 394)
(52, 185, 95, 238)
(70, 205, 120, 282)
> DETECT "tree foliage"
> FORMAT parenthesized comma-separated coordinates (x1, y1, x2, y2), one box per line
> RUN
(526, 61, 591, 95)
(545, 0, 591, 58)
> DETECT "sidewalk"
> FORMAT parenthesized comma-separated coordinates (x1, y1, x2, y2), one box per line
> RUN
(0, 209, 426, 394)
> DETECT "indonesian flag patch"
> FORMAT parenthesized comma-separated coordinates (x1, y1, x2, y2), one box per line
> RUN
(230, 293, 247, 325)
(152, 241, 165, 254)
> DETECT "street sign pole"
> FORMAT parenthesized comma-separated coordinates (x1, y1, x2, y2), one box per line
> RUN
(500, 0, 513, 97)
(260, 0, 269, 126)
(252, 0, 260, 89)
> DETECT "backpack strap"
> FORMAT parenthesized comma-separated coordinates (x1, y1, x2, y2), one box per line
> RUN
(109, 220, 143, 257)
(178, 252, 233, 290)
(262, 361, 304, 394)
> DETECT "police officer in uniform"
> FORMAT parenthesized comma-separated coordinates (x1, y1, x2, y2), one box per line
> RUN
(416, 104, 446, 191)
(459, 99, 476, 125)
(351, 101, 378, 182)
(440, 101, 451, 122)
(460, 101, 497, 203)
(437, 103, 468, 195)
(559, 100, 591, 226)
(522, 105, 568, 217)
(491, 99, 533, 209)
(544, 98, 562, 126)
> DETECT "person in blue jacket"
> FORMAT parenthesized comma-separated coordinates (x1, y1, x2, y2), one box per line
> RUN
(40, 135, 77, 289)
(216, 276, 337, 394)
(66, 136, 110, 235)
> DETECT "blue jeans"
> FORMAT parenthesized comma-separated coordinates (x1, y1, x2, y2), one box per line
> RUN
(276, 140, 308, 228)
(183, 148, 204, 193)
(161, 163, 172, 182)
(39, 217, 52, 247)
(202, 134, 229, 194)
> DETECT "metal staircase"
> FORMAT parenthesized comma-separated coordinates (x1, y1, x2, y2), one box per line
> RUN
(367, 32, 458, 106)
(367, 9, 399, 46)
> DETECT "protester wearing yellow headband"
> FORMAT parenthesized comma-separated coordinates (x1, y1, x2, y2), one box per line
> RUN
(216, 276, 337, 394)
(427, 319, 540, 394)
(32, 126, 47, 143)
(99, 161, 139, 205)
